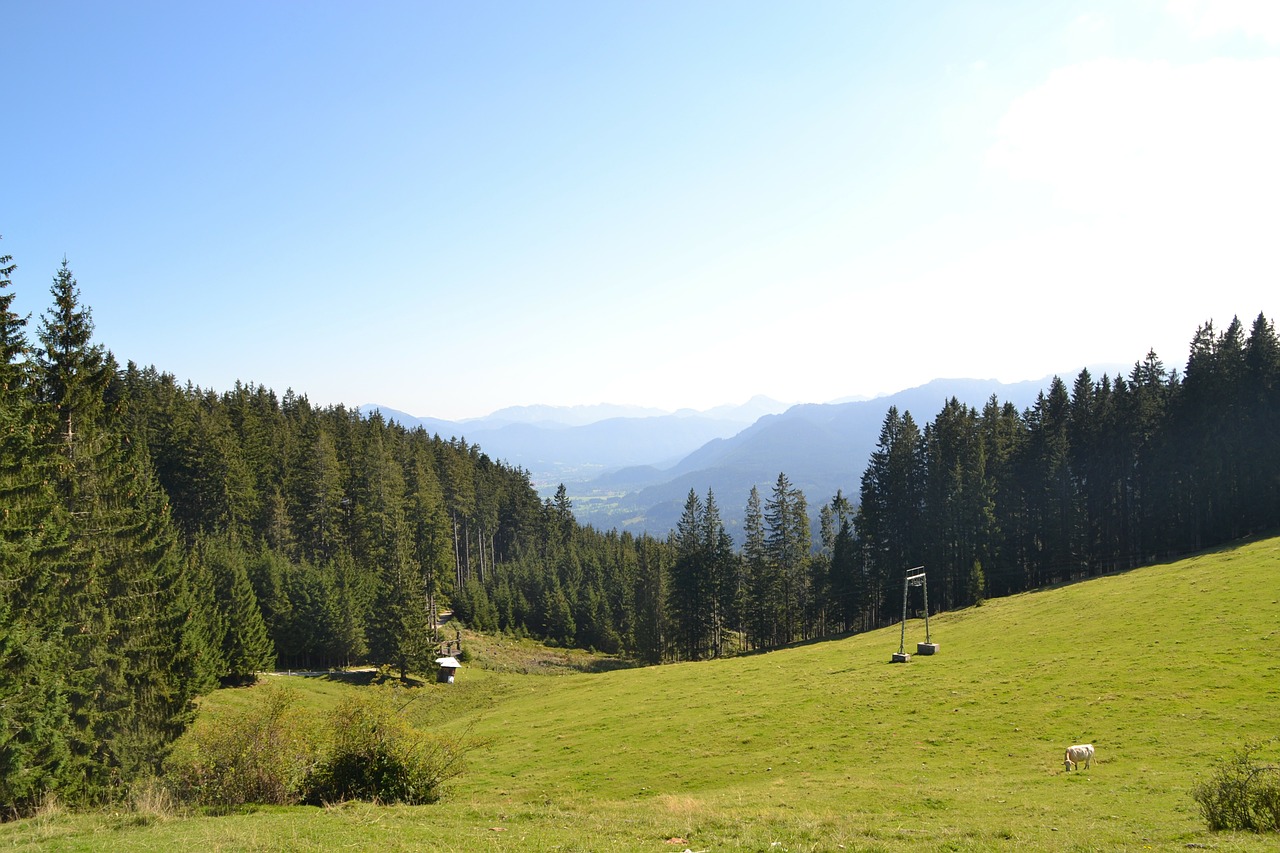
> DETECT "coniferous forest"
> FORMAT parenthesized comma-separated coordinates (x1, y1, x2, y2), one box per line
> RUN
(2, 247, 1278, 811)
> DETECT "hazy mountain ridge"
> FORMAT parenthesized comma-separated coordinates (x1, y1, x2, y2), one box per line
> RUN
(365, 369, 1125, 537)
(475, 402, 669, 428)
(571, 375, 1101, 536)
(357, 397, 790, 485)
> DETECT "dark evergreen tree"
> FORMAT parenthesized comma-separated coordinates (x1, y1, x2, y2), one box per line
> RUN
(1241, 313, 1280, 530)
(0, 242, 73, 812)
(200, 535, 275, 684)
(668, 489, 709, 660)
(632, 534, 666, 664)
(601, 529, 638, 653)
(764, 472, 810, 644)
(34, 261, 195, 796)
(272, 555, 339, 670)
(441, 440, 476, 586)
(406, 439, 454, 642)
(828, 514, 863, 631)
(355, 415, 420, 677)
(741, 485, 776, 649)
(542, 573, 576, 646)
(820, 491, 861, 632)
(327, 550, 371, 668)
(286, 412, 346, 564)
(246, 546, 294, 663)
(702, 490, 738, 657)
(1021, 377, 1076, 587)
(978, 396, 1024, 597)
(1067, 369, 1104, 574)
(179, 544, 226, 695)
(857, 408, 924, 626)
(1126, 350, 1177, 558)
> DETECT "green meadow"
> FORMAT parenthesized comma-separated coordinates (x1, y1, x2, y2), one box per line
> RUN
(5, 536, 1278, 852)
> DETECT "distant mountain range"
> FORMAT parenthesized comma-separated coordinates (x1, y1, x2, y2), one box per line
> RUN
(572, 377, 1060, 537)
(358, 396, 791, 484)
(363, 369, 1125, 539)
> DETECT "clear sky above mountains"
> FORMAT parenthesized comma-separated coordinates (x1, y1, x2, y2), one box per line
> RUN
(5, 1, 1277, 420)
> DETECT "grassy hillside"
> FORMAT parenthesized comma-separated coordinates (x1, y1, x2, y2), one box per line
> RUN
(4, 536, 1278, 851)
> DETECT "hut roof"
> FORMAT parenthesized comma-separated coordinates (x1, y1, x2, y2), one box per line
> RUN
(435, 656, 461, 668)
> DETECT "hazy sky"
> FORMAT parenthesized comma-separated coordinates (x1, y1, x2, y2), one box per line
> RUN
(5, 1, 1277, 420)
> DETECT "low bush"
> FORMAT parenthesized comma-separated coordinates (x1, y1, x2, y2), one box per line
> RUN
(1191, 740, 1280, 832)
(166, 682, 471, 809)
(165, 684, 320, 808)
(305, 687, 467, 805)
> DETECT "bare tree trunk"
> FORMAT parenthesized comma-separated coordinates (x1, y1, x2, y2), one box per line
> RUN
(452, 511, 463, 588)
(463, 518, 472, 581)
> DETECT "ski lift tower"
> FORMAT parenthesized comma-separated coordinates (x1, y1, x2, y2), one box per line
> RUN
(891, 567, 938, 662)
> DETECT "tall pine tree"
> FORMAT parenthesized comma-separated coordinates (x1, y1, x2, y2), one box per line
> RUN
(34, 261, 195, 797)
(0, 242, 73, 812)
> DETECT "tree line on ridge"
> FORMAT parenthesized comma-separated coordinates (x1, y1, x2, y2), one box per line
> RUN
(2, 245, 1277, 810)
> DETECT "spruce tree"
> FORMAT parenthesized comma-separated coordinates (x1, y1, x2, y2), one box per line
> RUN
(278, 557, 338, 670)
(104, 443, 198, 777)
(857, 408, 924, 625)
(978, 396, 1025, 597)
(632, 535, 665, 663)
(328, 550, 370, 669)
(741, 485, 776, 649)
(287, 419, 347, 564)
(246, 546, 293, 658)
(701, 489, 736, 658)
(829, 516, 863, 632)
(34, 261, 195, 795)
(201, 535, 275, 684)
(33, 261, 123, 796)
(356, 417, 417, 676)
(1022, 378, 1077, 587)
(542, 573, 576, 646)
(922, 398, 994, 607)
(764, 473, 810, 644)
(180, 544, 226, 695)
(810, 491, 851, 635)
(406, 443, 453, 648)
(668, 489, 708, 660)
(1242, 313, 1280, 529)
(0, 242, 73, 811)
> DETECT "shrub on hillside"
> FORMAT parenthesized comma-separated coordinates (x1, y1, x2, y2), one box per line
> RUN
(1192, 740, 1280, 832)
(165, 684, 319, 808)
(305, 688, 467, 805)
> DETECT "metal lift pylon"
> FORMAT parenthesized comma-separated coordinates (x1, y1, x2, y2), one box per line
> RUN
(892, 566, 938, 662)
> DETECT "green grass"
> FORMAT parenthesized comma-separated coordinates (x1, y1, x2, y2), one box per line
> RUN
(4, 536, 1279, 851)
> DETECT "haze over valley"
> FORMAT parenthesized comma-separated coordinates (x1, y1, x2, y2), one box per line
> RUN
(365, 367, 1123, 536)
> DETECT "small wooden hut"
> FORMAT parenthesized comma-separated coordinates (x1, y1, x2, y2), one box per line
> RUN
(435, 656, 461, 684)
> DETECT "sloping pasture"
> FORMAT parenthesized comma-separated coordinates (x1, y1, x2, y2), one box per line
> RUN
(4, 536, 1277, 851)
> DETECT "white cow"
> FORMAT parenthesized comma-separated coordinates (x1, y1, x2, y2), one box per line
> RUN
(1064, 743, 1094, 772)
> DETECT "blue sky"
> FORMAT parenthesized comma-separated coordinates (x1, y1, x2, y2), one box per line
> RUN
(5, 1, 1277, 420)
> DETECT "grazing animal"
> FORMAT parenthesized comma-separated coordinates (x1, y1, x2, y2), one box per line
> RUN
(1064, 743, 1094, 772)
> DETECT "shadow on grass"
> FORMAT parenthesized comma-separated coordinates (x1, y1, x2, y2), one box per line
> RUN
(731, 630, 861, 661)
(574, 657, 644, 674)
(472, 653, 646, 676)
(263, 669, 428, 687)
(319, 670, 429, 687)
(1014, 529, 1279, 599)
